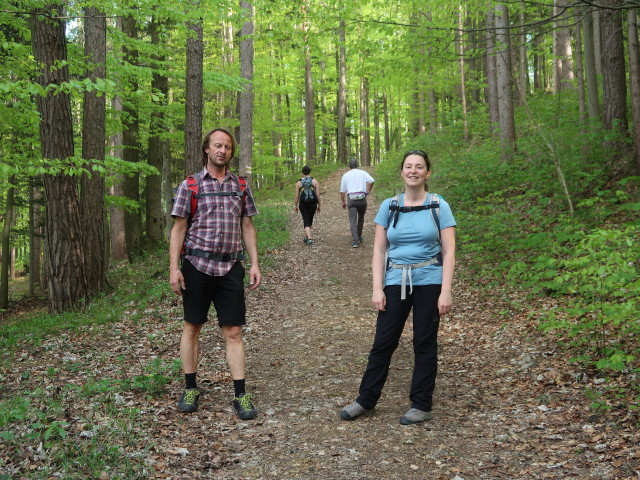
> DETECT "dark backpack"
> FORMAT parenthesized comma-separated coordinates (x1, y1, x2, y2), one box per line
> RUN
(299, 177, 317, 204)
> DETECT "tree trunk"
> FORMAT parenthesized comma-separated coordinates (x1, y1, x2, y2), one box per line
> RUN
(29, 177, 43, 294)
(458, 4, 468, 142)
(553, 0, 574, 92)
(185, 5, 203, 175)
(302, 0, 317, 164)
(0, 177, 16, 309)
(30, 6, 88, 311)
(600, 1, 628, 137)
(383, 91, 390, 152)
(373, 91, 381, 164)
(122, 15, 141, 261)
(81, 6, 106, 297)
(238, 1, 254, 181)
(359, 76, 371, 166)
(518, 3, 529, 100)
(533, 34, 541, 91)
(495, 2, 516, 162)
(109, 96, 127, 261)
(485, 4, 500, 132)
(583, 10, 600, 121)
(147, 16, 169, 243)
(628, 7, 640, 173)
(337, 17, 347, 164)
(574, 19, 587, 124)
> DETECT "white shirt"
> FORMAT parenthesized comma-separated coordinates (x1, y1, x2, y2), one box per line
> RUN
(340, 169, 375, 194)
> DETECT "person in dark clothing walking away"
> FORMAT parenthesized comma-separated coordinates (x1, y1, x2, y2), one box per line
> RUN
(170, 127, 262, 420)
(294, 165, 321, 245)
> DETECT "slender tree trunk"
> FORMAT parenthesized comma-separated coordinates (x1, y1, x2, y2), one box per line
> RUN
(147, 16, 169, 243)
(29, 177, 43, 294)
(600, 0, 628, 138)
(533, 34, 541, 91)
(31, 6, 88, 311)
(628, 8, 640, 173)
(238, 1, 254, 180)
(373, 91, 381, 164)
(337, 17, 347, 164)
(574, 19, 587, 124)
(518, 3, 529, 99)
(553, 0, 574, 92)
(486, 4, 500, 132)
(185, 4, 203, 175)
(583, 10, 600, 120)
(302, 1, 317, 164)
(81, 6, 106, 296)
(383, 91, 390, 152)
(495, 2, 516, 162)
(122, 15, 141, 261)
(0, 177, 16, 308)
(110, 96, 127, 261)
(458, 4, 468, 142)
(359, 76, 371, 166)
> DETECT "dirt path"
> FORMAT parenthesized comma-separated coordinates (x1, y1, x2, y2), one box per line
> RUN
(149, 169, 636, 479)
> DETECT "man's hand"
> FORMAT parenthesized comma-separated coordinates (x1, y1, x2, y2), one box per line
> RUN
(248, 264, 262, 290)
(170, 268, 185, 295)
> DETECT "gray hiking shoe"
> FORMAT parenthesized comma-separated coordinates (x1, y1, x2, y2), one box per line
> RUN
(340, 401, 370, 420)
(399, 408, 433, 425)
(233, 393, 258, 420)
(177, 388, 200, 413)
(351, 241, 359, 248)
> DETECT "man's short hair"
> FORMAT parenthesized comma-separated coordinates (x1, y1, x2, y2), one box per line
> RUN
(348, 158, 358, 169)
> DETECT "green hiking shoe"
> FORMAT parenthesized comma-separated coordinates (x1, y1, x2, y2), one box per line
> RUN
(232, 393, 258, 420)
(177, 388, 200, 413)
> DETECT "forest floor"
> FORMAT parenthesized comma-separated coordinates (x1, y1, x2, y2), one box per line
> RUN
(3, 169, 639, 480)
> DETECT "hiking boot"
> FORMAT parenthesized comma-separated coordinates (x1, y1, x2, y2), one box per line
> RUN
(351, 242, 359, 248)
(177, 388, 200, 413)
(232, 393, 257, 420)
(303, 236, 309, 244)
(358, 235, 363, 243)
(307, 239, 314, 245)
(339, 401, 370, 420)
(399, 408, 433, 425)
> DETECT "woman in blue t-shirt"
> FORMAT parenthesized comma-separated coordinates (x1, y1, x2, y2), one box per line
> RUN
(340, 150, 456, 425)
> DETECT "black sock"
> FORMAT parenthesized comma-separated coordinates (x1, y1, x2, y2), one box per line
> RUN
(185, 373, 197, 390)
(233, 379, 246, 397)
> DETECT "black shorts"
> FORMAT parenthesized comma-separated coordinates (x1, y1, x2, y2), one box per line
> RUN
(181, 259, 246, 327)
(299, 201, 317, 228)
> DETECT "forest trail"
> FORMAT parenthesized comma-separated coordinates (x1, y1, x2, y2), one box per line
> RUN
(4, 170, 635, 480)
(149, 169, 633, 479)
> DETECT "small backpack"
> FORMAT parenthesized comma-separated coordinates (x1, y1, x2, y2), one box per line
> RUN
(387, 192, 441, 243)
(299, 177, 317, 204)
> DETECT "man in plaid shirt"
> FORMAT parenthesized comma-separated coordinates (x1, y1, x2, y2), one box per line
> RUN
(170, 127, 262, 420)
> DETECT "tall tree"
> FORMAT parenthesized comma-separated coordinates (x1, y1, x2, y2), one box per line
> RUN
(359, 75, 371, 166)
(81, 5, 106, 297)
(628, 7, 640, 173)
(600, 1, 628, 138)
(185, 3, 204, 175)
(485, 4, 500, 132)
(553, 0, 574, 92)
(302, 0, 317, 164)
(147, 16, 170, 243)
(0, 177, 16, 309)
(495, 2, 516, 162)
(122, 14, 142, 260)
(582, 10, 601, 120)
(238, 1, 255, 180)
(30, 5, 88, 311)
(337, 16, 347, 164)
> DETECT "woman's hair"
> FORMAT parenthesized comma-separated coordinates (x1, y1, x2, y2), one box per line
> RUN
(400, 149, 431, 171)
(302, 165, 311, 175)
(201, 127, 236, 167)
(401, 150, 431, 191)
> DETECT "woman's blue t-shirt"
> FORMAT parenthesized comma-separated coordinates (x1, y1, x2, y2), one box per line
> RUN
(374, 193, 456, 286)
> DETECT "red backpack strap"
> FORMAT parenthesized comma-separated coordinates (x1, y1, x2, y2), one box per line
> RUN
(186, 175, 199, 222)
(235, 174, 248, 212)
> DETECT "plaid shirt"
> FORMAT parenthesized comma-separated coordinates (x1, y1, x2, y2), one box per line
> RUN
(172, 168, 258, 276)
